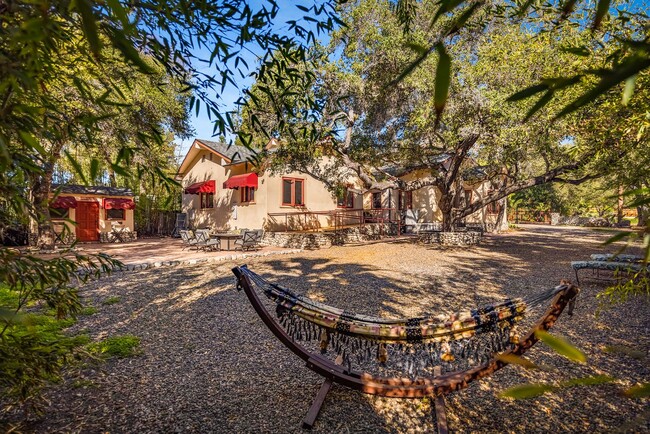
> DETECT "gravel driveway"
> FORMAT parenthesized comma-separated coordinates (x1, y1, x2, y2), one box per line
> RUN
(9, 225, 650, 433)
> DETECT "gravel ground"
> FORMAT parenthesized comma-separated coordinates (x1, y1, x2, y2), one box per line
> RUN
(5, 225, 650, 433)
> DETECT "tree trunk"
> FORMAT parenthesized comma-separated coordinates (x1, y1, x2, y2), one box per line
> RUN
(495, 199, 509, 232)
(438, 194, 454, 231)
(32, 172, 55, 249)
(617, 185, 624, 224)
(31, 140, 65, 249)
(638, 205, 649, 227)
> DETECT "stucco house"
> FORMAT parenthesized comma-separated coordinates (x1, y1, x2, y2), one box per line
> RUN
(367, 166, 508, 232)
(177, 138, 507, 233)
(177, 139, 363, 231)
(49, 184, 136, 242)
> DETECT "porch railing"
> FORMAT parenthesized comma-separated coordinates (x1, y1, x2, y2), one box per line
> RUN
(266, 208, 401, 235)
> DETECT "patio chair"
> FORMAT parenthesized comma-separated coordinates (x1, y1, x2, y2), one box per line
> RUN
(180, 230, 199, 250)
(235, 230, 262, 251)
(195, 229, 221, 251)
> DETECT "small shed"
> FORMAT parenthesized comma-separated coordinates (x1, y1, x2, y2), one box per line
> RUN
(49, 184, 136, 242)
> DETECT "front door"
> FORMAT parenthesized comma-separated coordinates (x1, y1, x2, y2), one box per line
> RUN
(76, 201, 99, 241)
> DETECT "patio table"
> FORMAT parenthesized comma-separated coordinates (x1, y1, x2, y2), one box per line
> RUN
(212, 233, 243, 251)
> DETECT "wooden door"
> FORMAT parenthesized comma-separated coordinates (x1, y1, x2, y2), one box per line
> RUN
(76, 201, 99, 241)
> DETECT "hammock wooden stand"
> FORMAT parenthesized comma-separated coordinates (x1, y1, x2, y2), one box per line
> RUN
(232, 266, 579, 432)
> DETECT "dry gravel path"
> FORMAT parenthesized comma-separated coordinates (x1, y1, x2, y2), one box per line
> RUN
(8, 225, 650, 433)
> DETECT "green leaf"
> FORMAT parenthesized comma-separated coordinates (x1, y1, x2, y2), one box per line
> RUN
(603, 344, 646, 360)
(524, 90, 553, 121)
(516, 0, 537, 17)
(499, 383, 556, 399)
(434, 43, 451, 121)
(593, 0, 611, 30)
(64, 150, 88, 184)
(107, 27, 154, 74)
(556, 55, 650, 119)
(387, 47, 432, 88)
(622, 74, 636, 106)
(561, 46, 590, 57)
(106, 0, 130, 29)
(447, 2, 482, 34)
(430, 0, 467, 29)
(74, 0, 102, 56)
(89, 159, 100, 181)
(507, 84, 548, 102)
(495, 353, 540, 370)
(18, 131, 46, 156)
(602, 231, 633, 246)
(0, 307, 24, 324)
(560, 375, 615, 387)
(405, 42, 429, 55)
(624, 383, 650, 398)
(535, 330, 587, 363)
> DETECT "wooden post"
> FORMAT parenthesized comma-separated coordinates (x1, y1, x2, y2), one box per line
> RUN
(433, 366, 448, 434)
(302, 377, 333, 429)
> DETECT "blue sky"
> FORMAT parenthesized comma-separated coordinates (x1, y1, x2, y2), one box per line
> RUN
(175, 0, 650, 159)
(175, 1, 334, 158)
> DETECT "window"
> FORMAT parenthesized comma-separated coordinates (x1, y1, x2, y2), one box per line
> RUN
(337, 188, 355, 208)
(398, 191, 413, 210)
(282, 178, 305, 206)
(49, 208, 69, 219)
(106, 209, 125, 220)
(372, 192, 382, 209)
(241, 186, 255, 203)
(200, 192, 214, 209)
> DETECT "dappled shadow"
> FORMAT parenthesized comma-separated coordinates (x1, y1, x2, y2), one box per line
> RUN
(14, 225, 650, 433)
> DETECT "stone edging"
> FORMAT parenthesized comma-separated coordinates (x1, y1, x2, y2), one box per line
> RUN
(116, 248, 304, 272)
(418, 231, 482, 246)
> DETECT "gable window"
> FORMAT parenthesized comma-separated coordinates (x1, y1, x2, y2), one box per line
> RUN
(106, 209, 125, 220)
(372, 192, 382, 209)
(200, 192, 214, 209)
(241, 186, 255, 203)
(337, 187, 355, 208)
(282, 178, 305, 206)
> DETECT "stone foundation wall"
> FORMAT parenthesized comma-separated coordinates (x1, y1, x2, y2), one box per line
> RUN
(262, 224, 481, 249)
(262, 224, 396, 249)
(551, 215, 611, 227)
(418, 231, 482, 246)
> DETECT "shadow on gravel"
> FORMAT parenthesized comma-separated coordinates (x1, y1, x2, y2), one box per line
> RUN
(11, 225, 650, 433)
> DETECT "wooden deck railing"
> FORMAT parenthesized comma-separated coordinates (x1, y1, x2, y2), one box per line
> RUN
(266, 208, 401, 234)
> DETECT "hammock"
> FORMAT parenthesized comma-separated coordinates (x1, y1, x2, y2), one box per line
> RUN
(232, 265, 579, 431)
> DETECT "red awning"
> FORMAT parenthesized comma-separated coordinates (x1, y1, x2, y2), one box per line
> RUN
(184, 180, 216, 194)
(223, 173, 258, 189)
(50, 196, 77, 209)
(104, 198, 136, 210)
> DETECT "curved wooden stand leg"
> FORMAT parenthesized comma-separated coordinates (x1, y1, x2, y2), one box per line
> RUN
(433, 366, 448, 434)
(303, 378, 333, 429)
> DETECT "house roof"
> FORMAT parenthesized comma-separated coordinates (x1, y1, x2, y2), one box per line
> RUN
(197, 139, 258, 163)
(52, 184, 134, 197)
(176, 138, 259, 179)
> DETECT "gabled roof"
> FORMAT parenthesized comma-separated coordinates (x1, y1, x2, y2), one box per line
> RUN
(177, 138, 259, 179)
(197, 139, 257, 163)
(52, 184, 134, 197)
